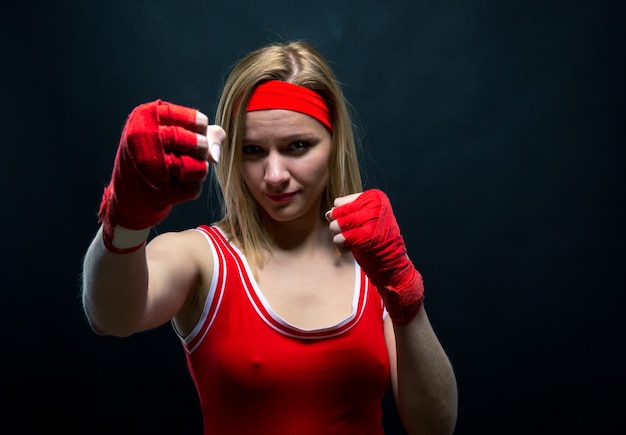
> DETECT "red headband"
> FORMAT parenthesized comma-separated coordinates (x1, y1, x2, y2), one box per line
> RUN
(246, 80, 333, 131)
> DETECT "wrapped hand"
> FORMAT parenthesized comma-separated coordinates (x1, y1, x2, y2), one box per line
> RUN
(328, 189, 424, 325)
(98, 100, 224, 253)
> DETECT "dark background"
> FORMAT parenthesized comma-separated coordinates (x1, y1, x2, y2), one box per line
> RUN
(1, 1, 624, 433)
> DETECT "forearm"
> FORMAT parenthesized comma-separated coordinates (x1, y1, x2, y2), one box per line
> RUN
(394, 307, 458, 435)
(81, 226, 150, 337)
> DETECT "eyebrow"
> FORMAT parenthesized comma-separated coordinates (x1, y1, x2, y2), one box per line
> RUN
(242, 132, 319, 145)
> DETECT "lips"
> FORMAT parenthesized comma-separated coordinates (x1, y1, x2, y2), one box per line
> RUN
(265, 191, 298, 202)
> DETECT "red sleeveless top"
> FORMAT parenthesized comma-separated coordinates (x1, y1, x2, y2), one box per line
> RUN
(176, 225, 391, 435)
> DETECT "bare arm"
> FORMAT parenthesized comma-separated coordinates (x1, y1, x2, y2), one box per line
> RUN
(81, 227, 208, 337)
(82, 227, 149, 336)
(385, 307, 458, 435)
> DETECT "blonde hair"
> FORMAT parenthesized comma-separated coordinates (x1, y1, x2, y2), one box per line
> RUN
(212, 40, 362, 268)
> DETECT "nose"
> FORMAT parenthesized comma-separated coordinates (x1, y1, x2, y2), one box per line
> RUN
(264, 151, 289, 186)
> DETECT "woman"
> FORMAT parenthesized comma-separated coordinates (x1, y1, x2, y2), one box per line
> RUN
(82, 40, 457, 434)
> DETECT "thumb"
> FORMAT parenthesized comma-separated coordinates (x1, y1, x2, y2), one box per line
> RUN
(206, 125, 226, 163)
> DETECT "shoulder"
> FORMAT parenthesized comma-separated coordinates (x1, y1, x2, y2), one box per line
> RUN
(148, 228, 217, 335)
(147, 227, 216, 291)
(148, 227, 213, 258)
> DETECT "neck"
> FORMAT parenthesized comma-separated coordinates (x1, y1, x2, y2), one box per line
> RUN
(261, 212, 333, 255)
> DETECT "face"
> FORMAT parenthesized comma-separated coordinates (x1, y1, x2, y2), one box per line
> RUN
(241, 109, 332, 224)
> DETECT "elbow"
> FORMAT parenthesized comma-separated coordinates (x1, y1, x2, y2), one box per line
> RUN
(87, 321, 108, 336)
(82, 306, 137, 338)
(426, 386, 458, 435)
(85, 317, 136, 338)
(400, 389, 458, 435)
(82, 289, 140, 337)
(434, 407, 458, 435)
(403, 407, 457, 435)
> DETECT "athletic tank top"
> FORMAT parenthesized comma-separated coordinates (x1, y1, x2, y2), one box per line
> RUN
(176, 225, 391, 435)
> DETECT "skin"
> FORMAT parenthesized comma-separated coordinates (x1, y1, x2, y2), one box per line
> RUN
(82, 108, 457, 434)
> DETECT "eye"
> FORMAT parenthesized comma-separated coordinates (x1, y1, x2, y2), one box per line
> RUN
(242, 145, 263, 156)
(289, 141, 310, 152)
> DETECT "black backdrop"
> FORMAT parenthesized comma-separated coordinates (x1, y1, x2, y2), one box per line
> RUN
(1, 1, 624, 434)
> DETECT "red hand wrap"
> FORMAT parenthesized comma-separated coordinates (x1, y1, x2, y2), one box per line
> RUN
(332, 189, 424, 325)
(98, 100, 207, 253)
